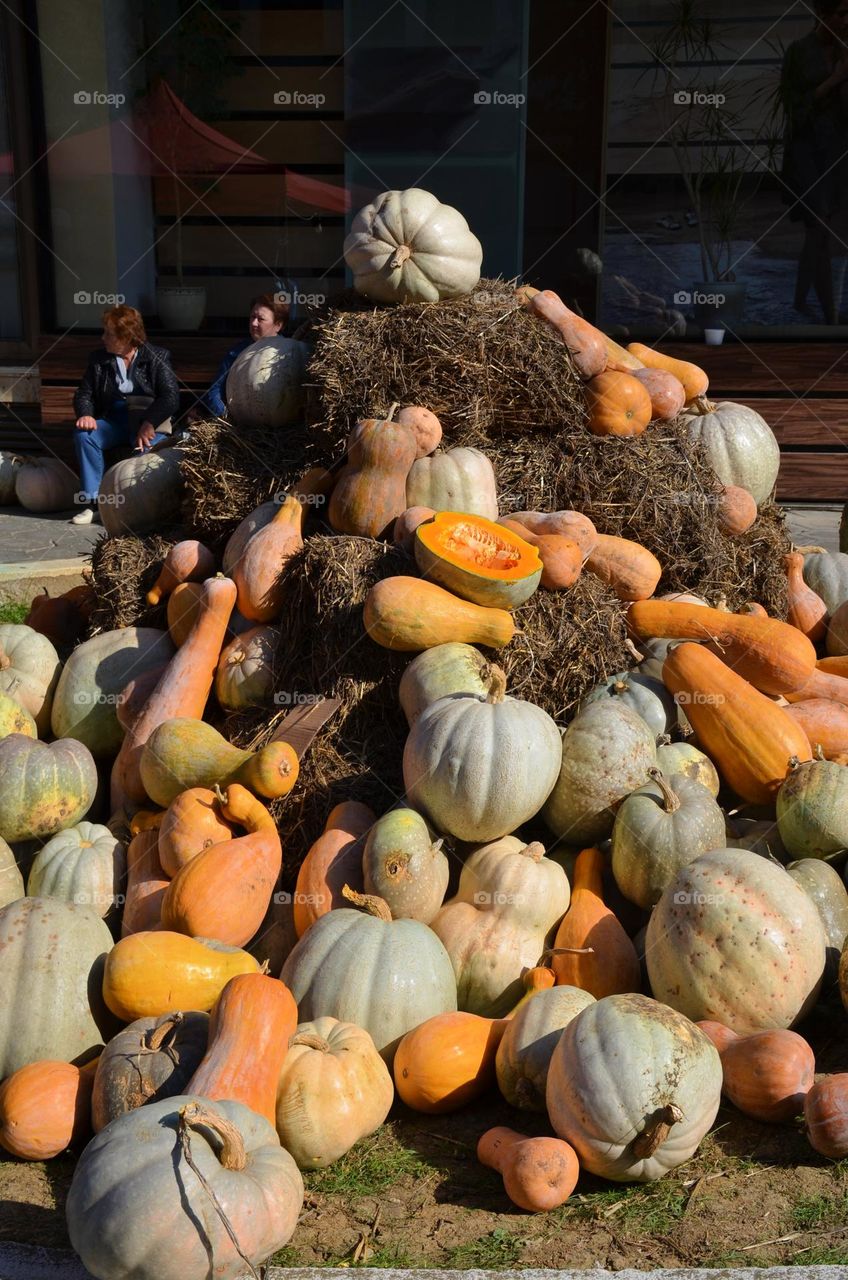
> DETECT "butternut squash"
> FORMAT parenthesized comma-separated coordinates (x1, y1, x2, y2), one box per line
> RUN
(232, 495, 305, 624)
(293, 801, 376, 937)
(626, 343, 709, 401)
(524, 290, 607, 380)
(364, 576, 515, 651)
(550, 846, 640, 998)
(329, 409, 418, 538)
(146, 541, 216, 607)
(585, 535, 661, 601)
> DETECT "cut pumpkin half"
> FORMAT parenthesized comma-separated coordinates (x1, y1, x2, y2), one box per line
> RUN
(414, 511, 542, 610)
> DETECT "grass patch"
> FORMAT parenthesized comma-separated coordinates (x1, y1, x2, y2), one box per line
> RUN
(306, 1137, 436, 1198)
(445, 1228, 525, 1270)
(792, 1245, 848, 1265)
(702, 1251, 777, 1269)
(361, 1243, 427, 1268)
(566, 1180, 686, 1234)
(0, 603, 27, 624)
(791, 1190, 848, 1230)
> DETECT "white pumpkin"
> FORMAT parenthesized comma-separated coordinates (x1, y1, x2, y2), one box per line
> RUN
(403, 667, 562, 843)
(275, 1017, 394, 1169)
(14, 456, 79, 513)
(27, 822, 126, 921)
(803, 551, 848, 616)
(680, 399, 780, 506)
(496, 984, 595, 1111)
(344, 187, 483, 304)
(215, 625, 277, 711)
(546, 993, 722, 1183)
(0, 451, 23, 504)
(0, 624, 62, 735)
(406, 447, 498, 520)
(99, 448, 184, 536)
(225, 336, 309, 429)
(0, 837, 24, 909)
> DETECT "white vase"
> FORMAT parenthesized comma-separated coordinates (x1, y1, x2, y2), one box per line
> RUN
(156, 285, 206, 331)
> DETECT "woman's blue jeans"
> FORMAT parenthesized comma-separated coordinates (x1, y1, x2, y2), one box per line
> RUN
(74, 400, 167, 503)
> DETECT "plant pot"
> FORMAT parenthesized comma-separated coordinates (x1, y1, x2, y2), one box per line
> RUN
(693, 282, 746, 331)
(156, 285, 206, 331)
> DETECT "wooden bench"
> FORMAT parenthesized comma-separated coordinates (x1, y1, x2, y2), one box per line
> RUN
(658, 343, 848, 502)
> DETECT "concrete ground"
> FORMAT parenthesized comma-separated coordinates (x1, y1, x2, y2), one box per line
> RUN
(0, 506, 102, 564)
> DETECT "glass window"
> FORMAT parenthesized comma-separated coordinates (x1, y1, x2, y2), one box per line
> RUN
(0, 35, 23, 340)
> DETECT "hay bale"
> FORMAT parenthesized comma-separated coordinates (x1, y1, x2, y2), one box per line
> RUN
(224, 534, 631, 878)
(87, 530, 183, 635)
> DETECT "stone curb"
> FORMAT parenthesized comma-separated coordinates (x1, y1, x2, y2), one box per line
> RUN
(0, 558, 87, 605)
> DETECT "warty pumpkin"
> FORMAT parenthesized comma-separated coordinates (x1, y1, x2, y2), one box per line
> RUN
(662, 644, 811, 804)
(626, 343, 709, 401)
(720, 1028, 815, 1123)
(584, 535, 661, 601)
(393, 967, 555, 1113)
(364, 576, 515, 651)
(414, 511, 542, 610)
(139, 717, 299, 807)
(551, 846, 641, 997)
(160, 785, 282, 947)
(102, 931, 260, 1022)
(498, 519, 583, 589)
(0, 1059, 95, 1160)
(524, 290, 607, 380)
(786, 551, 828, 643)
(805, 1074, 848, 1158)
(158, 785, 237, 877)
(329, 408, 418, 539)
(293, 800, 375, 936)
(586, 369, 652, 437)
(110, 576, 237, 810)
(188, 974, 297, 1126)
(92, 1011, 209, 1132)
(362, 807, 449, 923)
(276, 1017, 394, 1168)
(397, 404, 442, 458)
(146, 540, 216, 607)
(630, 598, 817, 696)
(477, 1127, 579, 1212)
(66, 1096, 303, 1280)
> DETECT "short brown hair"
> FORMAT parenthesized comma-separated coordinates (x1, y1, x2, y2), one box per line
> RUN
(103, 304, 147, 347)
(250, 292, 289, 326)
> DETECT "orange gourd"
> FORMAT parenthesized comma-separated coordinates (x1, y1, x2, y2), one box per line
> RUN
(550, 847, 640, 998)
(0, 1059, 96, 1160)
(662, 643, 812, 804)
(102, 931, 260, 1022)
(122, 825, 169, 937)
(805, 1074, 848, 1158)
(786, 551, 828, 644)
(717, 486, 757, 536)
(819, 656, 848, 677)
(524, 290, 607, 380)
(720, 1029, 815, 1123)
(328, 408, 418, 538)
(397, 405, 443, 458)
(785, 700, 848, 760)
(627, 599, 817, 696)
(505, 510, 597, 559)
(630, 367, 686, 421)
(293, 801, 376, 937)
(146, 540, 216, 607)
(393, 968, 555, 1114)
(785, 668, 848, 708)
(696, 1020, 740, 1054)
(585, 535, 662, 601)
(160, 784, 282, 947)
(393, 505, 436, 555)
(111, 575, 237, 810)
(187, 973, 297, 1126)
(158, 786, 238, 878)
(477, 1127, 580, 1212)
(232, 494, 306, 623)
(586, 370, 652, 437)
(626, 343, 709, 401)
(498, 520, 582, 590)
(364, 576, 515, 651)
(166, 581, 206, 648)
(25, 584, 95, 648)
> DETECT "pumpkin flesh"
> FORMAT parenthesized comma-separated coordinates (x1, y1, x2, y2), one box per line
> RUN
(414, 511, 542, 610)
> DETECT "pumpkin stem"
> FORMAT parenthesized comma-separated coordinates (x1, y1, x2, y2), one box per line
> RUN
(213, 782, 228, 805)
(342, 883, 393, 921)
(290, 1031, 330, 1053)
(388, 244, 412, 270)
(542, 946, 595, 956)
(386, 401, 400, 422)
(143, 1011, 184, 1054)
(657, 733, 672, 747)
(689, 395, 716, 416)
(787, 755, 801, 772)
(632, 1103, 684, 1159)
(486, 665, 508, 705)
(814, 743, 825, 761)
(624, 638, 645, 663)
(521, 841, 546, 862)
(179, 1103, 248, 1172)
(647, 767, 680, 814)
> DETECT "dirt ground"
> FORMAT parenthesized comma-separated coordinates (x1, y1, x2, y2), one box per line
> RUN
(2, 999, 847, 1271)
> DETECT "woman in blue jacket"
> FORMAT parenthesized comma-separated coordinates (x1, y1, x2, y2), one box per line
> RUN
(199, 293, 290, 418)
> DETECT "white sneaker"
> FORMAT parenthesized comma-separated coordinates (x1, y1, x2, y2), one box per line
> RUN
(71, 506, 96, 525)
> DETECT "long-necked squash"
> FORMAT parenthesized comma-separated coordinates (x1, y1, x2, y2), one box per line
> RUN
(628, 599, 817, 696)
(364, 576, 515, 651)
(146, 541, 216, 608)
(414, 511, 542, 610)
(329, 409, 418, 538)
(111, 576, 237, 811)
(187, 974, 297, 1126)
(122, 825, 169, 937)
(586, 370, 652, 437)
(102, 931, 261, 1022)
(662, 643, 812, 804)
(293, 800, 375, 937)
(785, 700, 848, 761)
(551, 846, 641, 997)
(626, 343, 709, 401)
(139, 718, 299, 808)
(523, 290, 607, 380)
(786, 668, 848, 708)
(585, 535, 661, 601)
(160, 784, 282, 947)
(786, 552, 828, 644)
(232, 495, 305, 624)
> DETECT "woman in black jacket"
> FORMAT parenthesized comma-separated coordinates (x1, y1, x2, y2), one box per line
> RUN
(72, 305, 180, 524)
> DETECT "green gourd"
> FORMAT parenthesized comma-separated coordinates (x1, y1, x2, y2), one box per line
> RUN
(139, 718, 298, 808)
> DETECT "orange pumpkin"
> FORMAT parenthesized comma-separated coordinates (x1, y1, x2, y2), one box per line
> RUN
(586, 370, 652, 438)
(158, 786, 238, 878)
(0, 1059, 96, 1160)
(585, 535, 661, 601)
(550, 847, 640, 998)
(477, 1126, 579, 1212)
(805, 1074, 848, 1158)
(397, 405, 443, 459)
(187, 973, 297, 1126)
(717, 486, 757, 536)
(293, 801, 375, 937)
(720, 1029, 815, 1123)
